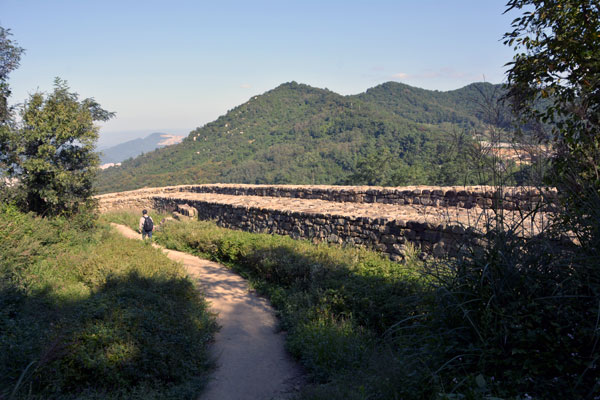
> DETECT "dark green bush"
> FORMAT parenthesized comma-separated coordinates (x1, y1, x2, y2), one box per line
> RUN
(420, 229, 600, 398)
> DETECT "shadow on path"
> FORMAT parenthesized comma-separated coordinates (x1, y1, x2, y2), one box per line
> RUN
(111, 223, 305, 400)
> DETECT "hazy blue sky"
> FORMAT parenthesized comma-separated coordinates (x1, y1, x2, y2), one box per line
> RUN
(2, 0, 517, 146)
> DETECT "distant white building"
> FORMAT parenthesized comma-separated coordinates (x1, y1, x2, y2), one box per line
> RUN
(99, 163, 121, 170)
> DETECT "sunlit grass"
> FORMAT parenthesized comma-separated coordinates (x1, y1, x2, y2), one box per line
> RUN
(0, 205, 218, 399)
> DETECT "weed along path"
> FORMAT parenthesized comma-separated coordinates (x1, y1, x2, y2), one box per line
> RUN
(110, 223, 304, 400)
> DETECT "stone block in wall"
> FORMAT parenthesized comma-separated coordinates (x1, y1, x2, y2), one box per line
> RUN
(422, 230, 441, 243)
(389, 243, 403, 255)
(381, 235, 396, 244)
(392, 219, 407, 229)
(374, 224, 389, 234)
(449, 225, 466, 235)
(375, 243, 387, 252)
(176, 203, 198, 217)
(432, 241, 447, 258)
(405, 230, 417, 241)
(327, 234, 341, 244)
(407, 221, 428, 231)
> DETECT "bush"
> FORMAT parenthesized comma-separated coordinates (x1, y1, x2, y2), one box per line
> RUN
(424, 230, 600, 398)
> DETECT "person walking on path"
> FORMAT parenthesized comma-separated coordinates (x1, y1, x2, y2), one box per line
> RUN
(138, 209, 154, 240)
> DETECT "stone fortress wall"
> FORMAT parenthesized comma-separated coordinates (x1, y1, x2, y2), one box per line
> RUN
(184, 184, 558, 211)
(97, 184, 556, 260)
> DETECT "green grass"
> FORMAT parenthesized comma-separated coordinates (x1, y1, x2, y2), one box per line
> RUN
(123, 213, 600, 400)
(129, 216, 439, 398)
(0, 205, 218, 399)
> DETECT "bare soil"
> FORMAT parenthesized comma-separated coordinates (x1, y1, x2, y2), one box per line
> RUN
(111, 223, 305, 400)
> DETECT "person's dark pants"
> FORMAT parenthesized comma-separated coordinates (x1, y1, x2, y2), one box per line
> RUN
(142, 230, 153, 240)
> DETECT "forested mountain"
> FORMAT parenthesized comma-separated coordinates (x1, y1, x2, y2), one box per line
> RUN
(95, 81, 510, 194)
(355, 82, 505, 126)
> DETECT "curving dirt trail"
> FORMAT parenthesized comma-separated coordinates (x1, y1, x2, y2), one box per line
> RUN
(111, 223, 304, 400)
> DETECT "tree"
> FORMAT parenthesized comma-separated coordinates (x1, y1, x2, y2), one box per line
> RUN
(347, 149, 394, 186)
(0, 26, 24, 180)
(504, 0, 600, 247)
(501, 5, 600, 396)
(0, 26, 24, 123)
(1, 26, 113, 216)
(14, 78, 114, 215)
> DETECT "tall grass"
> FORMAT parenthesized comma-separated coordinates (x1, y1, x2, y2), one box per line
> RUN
(146, 217, 442, 398)
(0, 205, 218, 399)
(140, 210, 599, 399)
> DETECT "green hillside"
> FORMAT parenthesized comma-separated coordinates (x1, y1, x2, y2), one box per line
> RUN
(95, 81, 506, 194)
(354, 81, 508, 126)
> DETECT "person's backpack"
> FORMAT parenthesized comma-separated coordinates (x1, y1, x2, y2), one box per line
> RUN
(143, 216, 153, 232)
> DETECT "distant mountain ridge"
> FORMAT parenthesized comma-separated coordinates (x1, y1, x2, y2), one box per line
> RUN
(96, 81, 510, 194)
(99, 132, 184, 165)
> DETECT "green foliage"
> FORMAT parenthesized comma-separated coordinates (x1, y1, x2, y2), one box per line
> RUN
(345, 148, 395, 186)
(504, 0, 600, 249)
(0, 25, 24, 124)
(1, 28, 111, 220)
(0, 27, 111, 218)
(5, 78, 114, 216)
(484, 3, 600, 398)
(357, 81, 511, 129)
(0, 205, 217, 399)
(410, 227, 599, 399)
(0, 25, 24, 196)
(95, 82, 518, 193)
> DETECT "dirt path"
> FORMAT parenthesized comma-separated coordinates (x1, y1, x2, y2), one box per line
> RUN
(111, 223, 304, 400)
